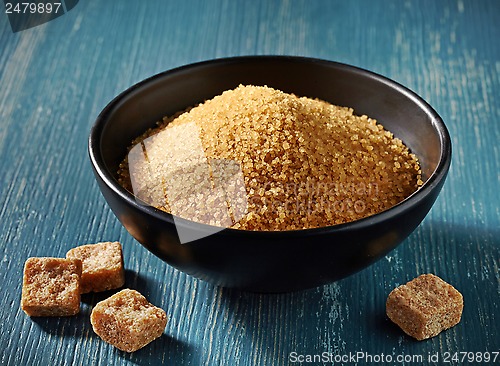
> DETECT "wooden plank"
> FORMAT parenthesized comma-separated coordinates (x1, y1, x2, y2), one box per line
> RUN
(0, 0, 498, 365)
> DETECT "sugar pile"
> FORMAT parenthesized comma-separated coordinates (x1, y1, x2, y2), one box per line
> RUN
(119, 85, 422, 231)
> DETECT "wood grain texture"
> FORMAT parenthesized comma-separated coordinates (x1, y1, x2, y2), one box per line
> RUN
(0, 0, 498, 365)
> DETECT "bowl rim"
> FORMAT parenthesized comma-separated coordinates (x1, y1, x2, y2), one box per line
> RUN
(89, 55, 451, 239)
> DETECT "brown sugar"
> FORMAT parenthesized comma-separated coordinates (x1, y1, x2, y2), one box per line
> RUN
(90, 289, 167, 352)
(118, 85, 422, 230)
(386, 274, 463, 340)
(66, 241, 125, 293)
(21, 257, 82, 317)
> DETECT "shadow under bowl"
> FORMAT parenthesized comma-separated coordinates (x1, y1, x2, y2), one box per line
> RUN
(89, 56, 451, 292)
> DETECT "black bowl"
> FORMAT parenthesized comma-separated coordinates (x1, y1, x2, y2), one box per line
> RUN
(89, 56, 451, 292)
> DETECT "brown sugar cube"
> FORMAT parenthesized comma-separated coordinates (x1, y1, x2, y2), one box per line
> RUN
(66, 241, 125, 293)
(21, 257, 82, 317)
(90, 289, 167, 352)
(386, 274, 463, 340)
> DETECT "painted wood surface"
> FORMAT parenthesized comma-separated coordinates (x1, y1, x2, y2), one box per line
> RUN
(0, 1, 498, 365)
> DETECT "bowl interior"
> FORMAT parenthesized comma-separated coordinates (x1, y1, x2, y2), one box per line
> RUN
(97, 57, 446, 191)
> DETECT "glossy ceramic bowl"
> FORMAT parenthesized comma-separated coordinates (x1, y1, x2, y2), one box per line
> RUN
(89, 56, 451, 292)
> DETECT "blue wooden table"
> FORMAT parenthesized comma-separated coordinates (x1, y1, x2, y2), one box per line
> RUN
(1, 1, 499, 365)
